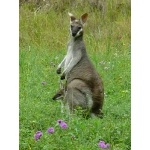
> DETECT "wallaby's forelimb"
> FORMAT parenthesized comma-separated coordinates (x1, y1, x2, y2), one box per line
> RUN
(56, 56, 66, 74)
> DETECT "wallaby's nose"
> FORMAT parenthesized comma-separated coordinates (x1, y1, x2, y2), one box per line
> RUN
(72, 32, 76, 37)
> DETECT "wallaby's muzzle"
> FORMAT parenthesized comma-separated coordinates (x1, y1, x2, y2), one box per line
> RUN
(71, 25, 82, 37)
(72, 32, 76, 37)
(72, 33, 76, 37)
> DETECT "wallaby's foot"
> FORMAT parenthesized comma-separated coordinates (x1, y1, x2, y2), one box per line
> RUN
(90, 113, 97, 118)
(90, 112, 104, 119)
(98, 112, 104, 119)
(96, 111, 104, 119)
(56, 68, 61, 74)
(60, 73, 65, 80)
(90, 108, 104, 119)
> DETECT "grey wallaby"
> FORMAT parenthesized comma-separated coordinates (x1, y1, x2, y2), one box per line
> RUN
(56, 12, 104, 117)
(52, 79, 93, 111)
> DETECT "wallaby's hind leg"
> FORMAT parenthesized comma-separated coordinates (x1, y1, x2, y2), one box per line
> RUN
(91, 101, 103, 118)
(91, 91, 104, 118)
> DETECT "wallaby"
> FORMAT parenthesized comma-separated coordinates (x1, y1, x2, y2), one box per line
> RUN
(52, 79, 93, 117)
(56, 13, 104, 117)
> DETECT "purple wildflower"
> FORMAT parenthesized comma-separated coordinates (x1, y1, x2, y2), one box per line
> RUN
(98, 141, 110, 149)
(34, 131, 43, 140)
(57, 119, 63, 124)
(57, 119, 68, 129)
(98, 141, 106, 148)
(47, 127, 54, 134)
(106, 143, 110, 148)
(60, 122, 68, 129)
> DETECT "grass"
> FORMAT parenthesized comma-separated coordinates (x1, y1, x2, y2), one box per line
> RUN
(19, 1, 131, 149)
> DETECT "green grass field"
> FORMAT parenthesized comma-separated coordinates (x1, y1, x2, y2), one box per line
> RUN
(19, 1, 131, 149)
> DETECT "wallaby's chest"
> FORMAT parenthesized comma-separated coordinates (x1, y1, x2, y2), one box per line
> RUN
(64, 43, 74, 69)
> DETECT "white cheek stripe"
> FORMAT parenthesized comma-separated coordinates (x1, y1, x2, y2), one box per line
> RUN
(75, 28, 83, 37)
(69, 27, 83, 37)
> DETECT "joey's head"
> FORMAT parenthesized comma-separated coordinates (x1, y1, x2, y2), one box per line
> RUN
(68, 13, 88, 38)
(52, 89, 64, 100)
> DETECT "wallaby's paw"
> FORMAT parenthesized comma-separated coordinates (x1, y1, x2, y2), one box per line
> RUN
(56, 68, 61, 74)
(60, 74, 65, 80)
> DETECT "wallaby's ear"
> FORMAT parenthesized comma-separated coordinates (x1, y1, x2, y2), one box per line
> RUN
(68, 12, 76, 22)
(80, 13, 88, 24)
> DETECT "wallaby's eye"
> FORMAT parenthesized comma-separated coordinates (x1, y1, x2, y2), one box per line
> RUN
(57, 94, 62, 97)
(71, 25, 73, 29)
